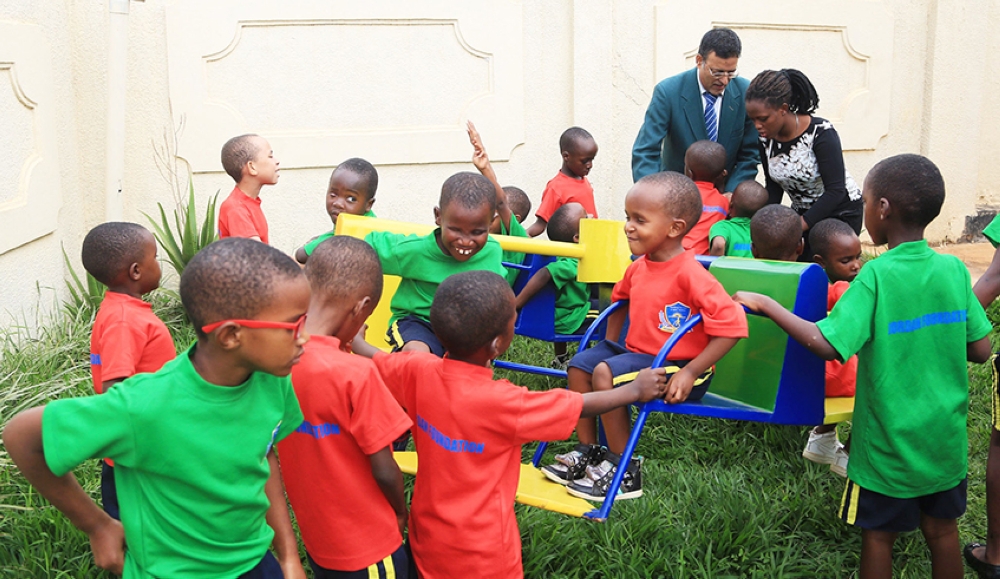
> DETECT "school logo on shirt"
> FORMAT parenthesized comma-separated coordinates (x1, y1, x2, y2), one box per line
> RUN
(658, 302, 692, 333)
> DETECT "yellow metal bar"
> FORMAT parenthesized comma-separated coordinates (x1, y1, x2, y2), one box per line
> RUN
(823, 397, 854, 424)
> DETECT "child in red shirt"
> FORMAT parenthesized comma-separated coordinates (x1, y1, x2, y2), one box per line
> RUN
(545, 172, 749, 501)
(82, 222, 176, 520)
(218, 134, 280, 244)
(682, 140, 730, 255)
(277, 236, 412, 578)
(526, 127, 599, 237)
(353, 271, 666, 579)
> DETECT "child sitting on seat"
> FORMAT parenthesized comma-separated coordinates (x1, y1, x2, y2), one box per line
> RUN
(278, 237, 412, 578)
(514, 202, 595, 366)
(82, 222, 176, 521)
(364, 172, 507, 356)
(801, 218, 861, 477)
(3, 238, 309, 578)
(358, 270, 666, 579)
(736, 154, 992, 579)
(526, 127, 599, 237)
(749, 204, 804, 262)
(709, 180, 769, 258)
(295, 158, 378, 264)
(544, 172, 748, 501)
(682, 140, 730, 255)
(218, 134, 279, 244)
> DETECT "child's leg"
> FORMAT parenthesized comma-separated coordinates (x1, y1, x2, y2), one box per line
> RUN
(919, 515, 962, 579)
(814, 424, 836, 434)
(859, 529, 897, 579)
(592, 362, 630, 454)
(985, 427, 1000, 563)
(567, 367, 598, 445)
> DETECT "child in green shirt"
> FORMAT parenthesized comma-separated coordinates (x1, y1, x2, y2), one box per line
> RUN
(3, 238, 309, 578)
(295, 158, 378, 264)
(736, 154, 992, 579)
(709, 180, 768, 258)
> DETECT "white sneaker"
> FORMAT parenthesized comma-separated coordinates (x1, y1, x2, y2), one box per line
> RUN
(829, 447, 849, 477)
(802, 428, 840, 465)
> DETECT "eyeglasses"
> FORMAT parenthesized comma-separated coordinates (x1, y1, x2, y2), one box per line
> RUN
(201, 314, 307, 340)
(703, 64, 739, 79)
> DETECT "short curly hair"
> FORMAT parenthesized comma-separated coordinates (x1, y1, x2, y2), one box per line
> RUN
(750, 204, 802, 260)
(430, 271, 514, 358)
(439, 172, 497, 216)
(221, 134, 262, 182)
(865, 154, 945, 227)
(81, 222, 151, 285)
(305, 236, 383, 305)
(180, 238, 304, 337)
(634, 172, 703, 235)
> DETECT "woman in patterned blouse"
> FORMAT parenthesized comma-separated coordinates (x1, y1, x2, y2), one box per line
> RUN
(745, 69, 863, 260)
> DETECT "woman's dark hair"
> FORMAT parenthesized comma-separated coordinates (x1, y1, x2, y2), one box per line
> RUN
(745, 69, 820, 115)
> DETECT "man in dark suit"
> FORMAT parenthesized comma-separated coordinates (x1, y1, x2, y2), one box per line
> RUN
(632, 28, 759, 191)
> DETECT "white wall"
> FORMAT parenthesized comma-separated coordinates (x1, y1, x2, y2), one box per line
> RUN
(1, 0, 996, 328)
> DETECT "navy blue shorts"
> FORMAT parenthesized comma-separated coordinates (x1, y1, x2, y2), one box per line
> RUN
(568, 340, 712, 399)
(840, 478, 967, 532)
(100, 461, 120, 521)
(238, 551, 283, 579)
(307, 543, 408, 579)
(388, 315, 445, 357)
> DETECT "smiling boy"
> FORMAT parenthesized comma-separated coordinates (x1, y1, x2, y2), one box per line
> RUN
(3, 238, 309, 578)
(364, 172, 507, 356)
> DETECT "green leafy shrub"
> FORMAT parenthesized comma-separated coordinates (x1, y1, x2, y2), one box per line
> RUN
(144, 180, 219, 278)
(60, 245, 105, 317)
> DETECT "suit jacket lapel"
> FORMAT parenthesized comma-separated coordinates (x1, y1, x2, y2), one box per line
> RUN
(719, 80, 741, 146)
(682, 69, 709, 142)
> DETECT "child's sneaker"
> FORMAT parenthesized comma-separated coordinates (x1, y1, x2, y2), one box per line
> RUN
(541, 444, 605, 485)
(829, 446, 849, 477)
(802, 428, 840, 465)
(566, 452, 643, 501)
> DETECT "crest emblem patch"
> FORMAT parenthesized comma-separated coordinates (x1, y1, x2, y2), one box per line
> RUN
(658, 302, 692, 333)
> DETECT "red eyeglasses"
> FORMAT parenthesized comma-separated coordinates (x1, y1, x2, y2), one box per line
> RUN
(201, 314, 307, 340)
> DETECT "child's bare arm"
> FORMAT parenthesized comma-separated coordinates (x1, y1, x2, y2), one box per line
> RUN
(514, 269, 553, 310)
(526, 218, 547, 238)
(734, 291, 840, 360)
(605, 304, 629, 343)
(350, 326, 381, 359)
(467, 121, 513, 231)
(581, 368, 667, 417)
(369, 446, 408, 537)
(969, 336, 993, 364)
(2, 407, 125, 575)
(294, 246, 309, 265)
(264, 451, 306, 579)
(709, 236, 727, 257)
(663, 336, 738, 403)
(974, 245, 1000, 308)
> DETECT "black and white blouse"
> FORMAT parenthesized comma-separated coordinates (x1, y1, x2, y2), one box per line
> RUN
(759, 116, 863, 229)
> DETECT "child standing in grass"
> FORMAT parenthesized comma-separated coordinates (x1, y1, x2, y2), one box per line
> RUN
(82, 222, 176, 520)
(278, 237, 412, 578)
(736, 154, 992, 579)
(682, 140, 730, 255)
(353, 270, 666, 579)
(526, 127, 599, 237)
(546, 172, 748, 501)
(219, 134, 280, 244)
(3, 238, 308, 578)
(709, 180, 769, 258)
(364, 172, 507, 356)
(294, 158, 378, 265)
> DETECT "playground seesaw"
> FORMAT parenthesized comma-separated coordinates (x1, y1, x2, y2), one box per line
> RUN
(336, 214, 854, 520)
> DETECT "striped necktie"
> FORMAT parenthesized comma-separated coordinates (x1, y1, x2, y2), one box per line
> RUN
(704, 92, 718, 142)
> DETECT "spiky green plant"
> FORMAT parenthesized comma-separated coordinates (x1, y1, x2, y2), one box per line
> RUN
(144, 180, 218, 278)
(60, 245, 105, 317)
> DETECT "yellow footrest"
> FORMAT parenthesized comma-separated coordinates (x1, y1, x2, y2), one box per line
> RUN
(823, 396, 855, 424)
(393, 451, 595, 518)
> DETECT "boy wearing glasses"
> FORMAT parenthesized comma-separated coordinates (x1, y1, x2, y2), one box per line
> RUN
(3, 238, 309, 579)
(631, 27, 760, 192)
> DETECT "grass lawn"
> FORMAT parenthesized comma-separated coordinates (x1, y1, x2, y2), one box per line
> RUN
(0, 291, 997, 578)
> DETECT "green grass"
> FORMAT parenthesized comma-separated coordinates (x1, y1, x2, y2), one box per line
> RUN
(0, 294, 997, 578)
